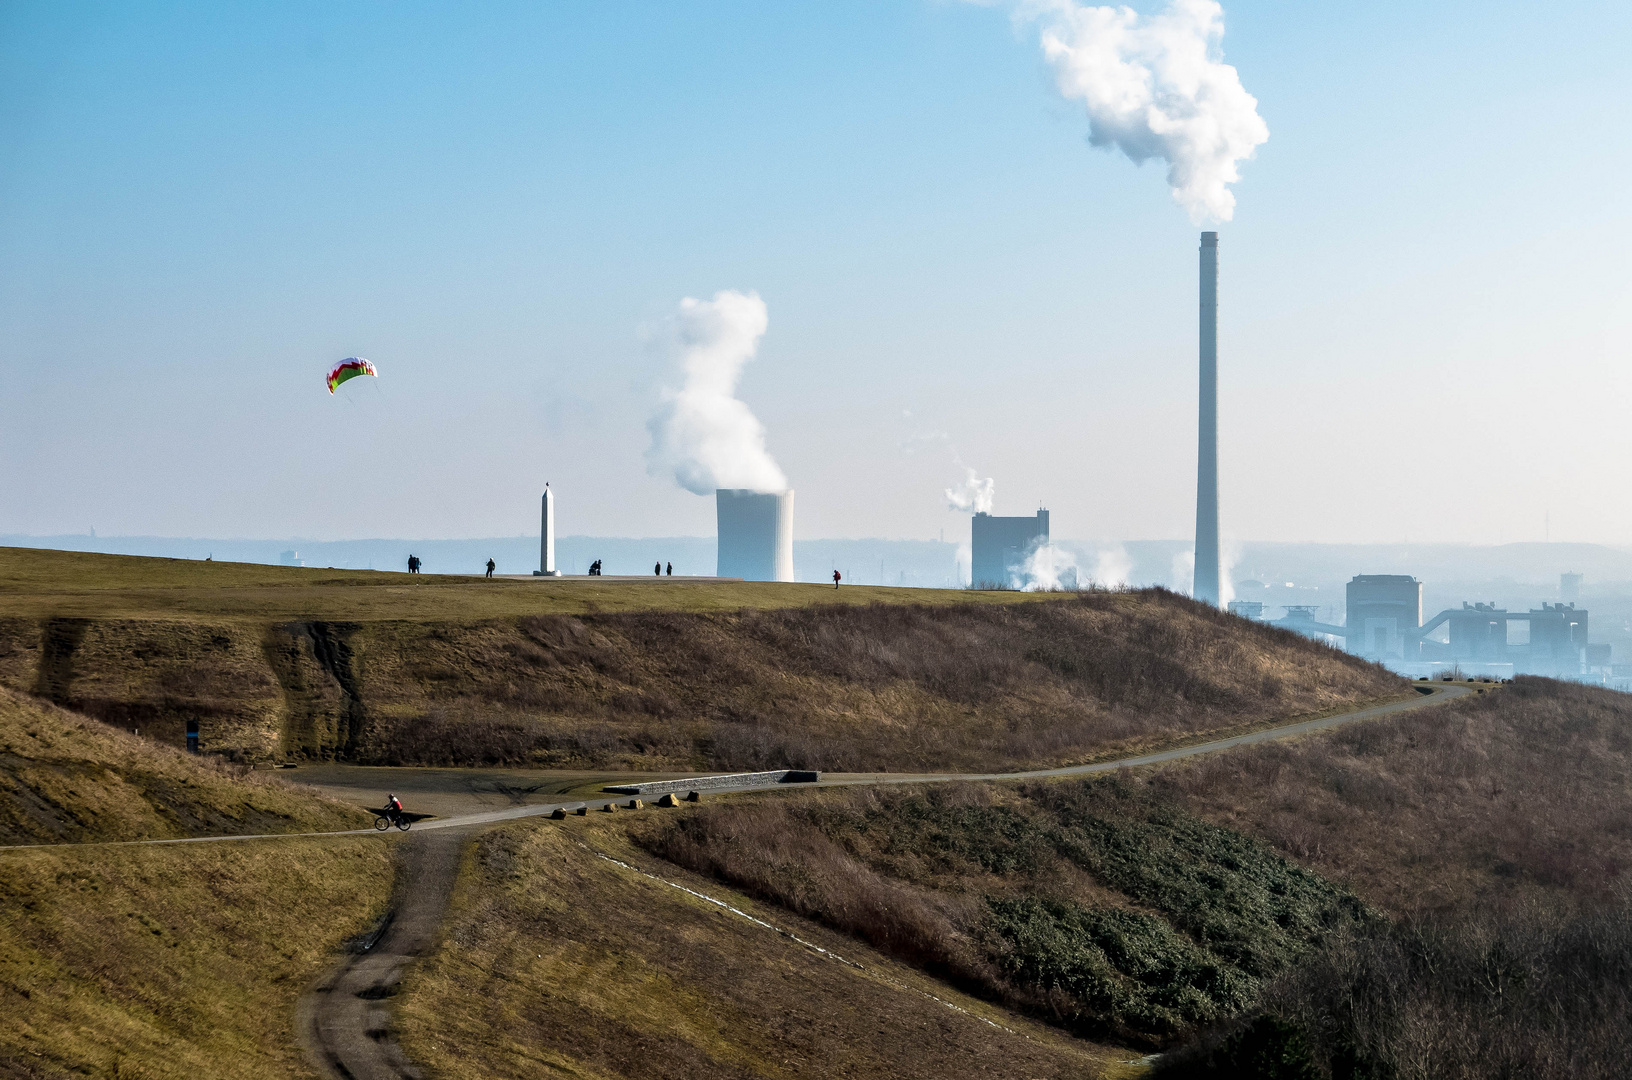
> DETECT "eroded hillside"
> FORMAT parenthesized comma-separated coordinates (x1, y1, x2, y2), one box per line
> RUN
(0, 687, 371, 845)
(0, 589, 1406, 773)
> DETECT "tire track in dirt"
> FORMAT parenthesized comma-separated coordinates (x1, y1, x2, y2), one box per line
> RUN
(298, 826, 472, 1080)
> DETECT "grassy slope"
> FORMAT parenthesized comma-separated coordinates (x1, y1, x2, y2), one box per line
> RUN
(1148, 677, 1632, 915)
(0, 548, 1408, 771)
(0, 545, 1049, 620)
(395, 817, 1125, 1080)
(632, 782, 1372, 1050)
(1146, 678, 1632, 1080)
(0, 688, 372, 846)
(0, 838, 391, 1080)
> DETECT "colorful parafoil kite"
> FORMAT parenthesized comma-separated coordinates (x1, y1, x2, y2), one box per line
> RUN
(326, 357, 377, 394)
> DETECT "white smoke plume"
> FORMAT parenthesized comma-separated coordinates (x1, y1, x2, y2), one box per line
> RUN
(1014, 542, 1081, 591)
(1091, 542, 1133, 588)
(1170, 547, 1195, 593)
(1014, 0, 1268, 224)
(1220, 538, 1240, 605)
(946, 468, 996, 513)
(646, 290, 788, 495)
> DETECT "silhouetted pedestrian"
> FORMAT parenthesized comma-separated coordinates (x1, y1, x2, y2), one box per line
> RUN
(665, 562, 672, 576)
(833, 570, 841, 589)
(485, 558, 495, 579)
(408, 555, 421, 574)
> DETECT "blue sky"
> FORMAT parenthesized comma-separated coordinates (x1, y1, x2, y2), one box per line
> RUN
(3, 0, 1631, 544)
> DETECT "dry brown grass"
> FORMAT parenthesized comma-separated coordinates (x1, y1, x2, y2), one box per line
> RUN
(350, 592, 1402, 772)
(633, 780, 1370, 1049)
(0, 836, 391, 1080)
(0, 547, 1405, 773)
(393, 817, 1123, 1080)
(1155, 898, 1632, 1080)
(1147, 677, 1632, 915)
(0, 687, 371, 845)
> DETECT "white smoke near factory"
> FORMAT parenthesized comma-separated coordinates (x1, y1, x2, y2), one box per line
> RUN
(1010, 0, 1268, 223)
(1091, 542, 1133, 588)
(1015, 541, 1081, 591)
(646, 289, 788, 495)
(945, 467, 996, 513)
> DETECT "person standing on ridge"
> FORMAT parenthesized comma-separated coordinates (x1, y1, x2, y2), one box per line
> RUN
(408, 555, 421, 574)
(654, 561, 661, 576)
(832, 570, 841, 589)
(485, 558, 496, 579)
(665, 562, 672, 576)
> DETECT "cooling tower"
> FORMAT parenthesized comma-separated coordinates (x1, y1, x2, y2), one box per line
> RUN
(1193, 231, 1221, 607)
(716, 489, 794, 582)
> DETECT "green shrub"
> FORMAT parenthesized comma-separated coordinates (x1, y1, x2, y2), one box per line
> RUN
(983, 895, 1254, 1042)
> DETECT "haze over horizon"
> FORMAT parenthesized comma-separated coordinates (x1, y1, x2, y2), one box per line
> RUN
(5, 1, 1631, 549)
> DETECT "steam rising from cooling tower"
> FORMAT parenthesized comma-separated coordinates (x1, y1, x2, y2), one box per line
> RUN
(646, 290, 788, 495)
(1010, 0, 1268, 224)
(945, 468, 995, 513)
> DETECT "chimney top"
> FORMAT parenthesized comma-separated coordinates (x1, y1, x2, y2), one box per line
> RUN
(1201, 231, 1218, 244)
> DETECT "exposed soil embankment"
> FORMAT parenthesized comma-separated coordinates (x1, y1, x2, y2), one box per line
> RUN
(0, 591, 1405, 772)
(0, 687, 371, 845)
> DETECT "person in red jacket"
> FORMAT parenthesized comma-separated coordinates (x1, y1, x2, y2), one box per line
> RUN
(832, 570, 841, 589)
(384, 793, 404, 822)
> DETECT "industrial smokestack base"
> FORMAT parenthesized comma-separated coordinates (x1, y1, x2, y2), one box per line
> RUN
(716, 489, 794, 582)
(1193, 231, 1221, 607)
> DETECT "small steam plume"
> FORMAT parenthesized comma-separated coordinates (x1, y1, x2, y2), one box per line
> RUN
(1091, 542, 1132, 587)
(1171, 547, 1195, 593)
(1015, 542, 1081, 591)
(1013, 0, 1268, 224)
(946, 467, 996, 513)
(646, 290, 788, 495)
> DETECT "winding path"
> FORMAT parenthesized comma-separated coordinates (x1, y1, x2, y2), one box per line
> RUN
(4, 683, 1476, 1078)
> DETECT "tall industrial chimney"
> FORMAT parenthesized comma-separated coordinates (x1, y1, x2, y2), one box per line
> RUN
(1193, 232, 1221, 606)
(537, 484, 558, 576)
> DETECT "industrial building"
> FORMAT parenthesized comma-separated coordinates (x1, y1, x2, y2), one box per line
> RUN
(1264, 573, 1605, 679)
(716, 488, 794, 582)
(1347, 574, 1423, 661)
(970, 509, 1048, 588)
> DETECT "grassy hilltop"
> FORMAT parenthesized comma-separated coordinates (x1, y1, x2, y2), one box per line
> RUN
(0, 546, 1407, 772)
(5, 543, 1631, 1078)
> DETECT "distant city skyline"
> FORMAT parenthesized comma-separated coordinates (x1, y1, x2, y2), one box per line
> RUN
(4, 1, 1631, 546)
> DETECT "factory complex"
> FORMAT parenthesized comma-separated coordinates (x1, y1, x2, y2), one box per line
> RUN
(523, 231, 1618, 688)
(1230, 573, 1616, 685)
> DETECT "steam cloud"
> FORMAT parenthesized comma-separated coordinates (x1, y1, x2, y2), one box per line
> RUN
(1015, 542, 1081, 591)
(1015, 0, 1268, 223)
(946, 468, 996, 513)
(1091, 542, 1133, 587)
(646, 290, 788, 495)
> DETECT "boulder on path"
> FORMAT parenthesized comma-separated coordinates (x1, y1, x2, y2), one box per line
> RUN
(625, 798, 644, 810)
(599, 802, 617, 813)
(574, 805, 589, 816)
(549, 808, 567, 820)
(657, 793, 680, 808)
(685, 791, 702, 803)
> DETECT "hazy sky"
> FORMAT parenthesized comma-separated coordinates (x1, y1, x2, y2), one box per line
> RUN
(4, 1, 1630, 545)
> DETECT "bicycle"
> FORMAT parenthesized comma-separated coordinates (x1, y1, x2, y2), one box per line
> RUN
(373, 809, 412, 832)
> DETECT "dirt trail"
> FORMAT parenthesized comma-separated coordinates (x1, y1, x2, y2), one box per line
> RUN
(299, 826, 473, 1080)
(286, 684, 1471, 1080)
